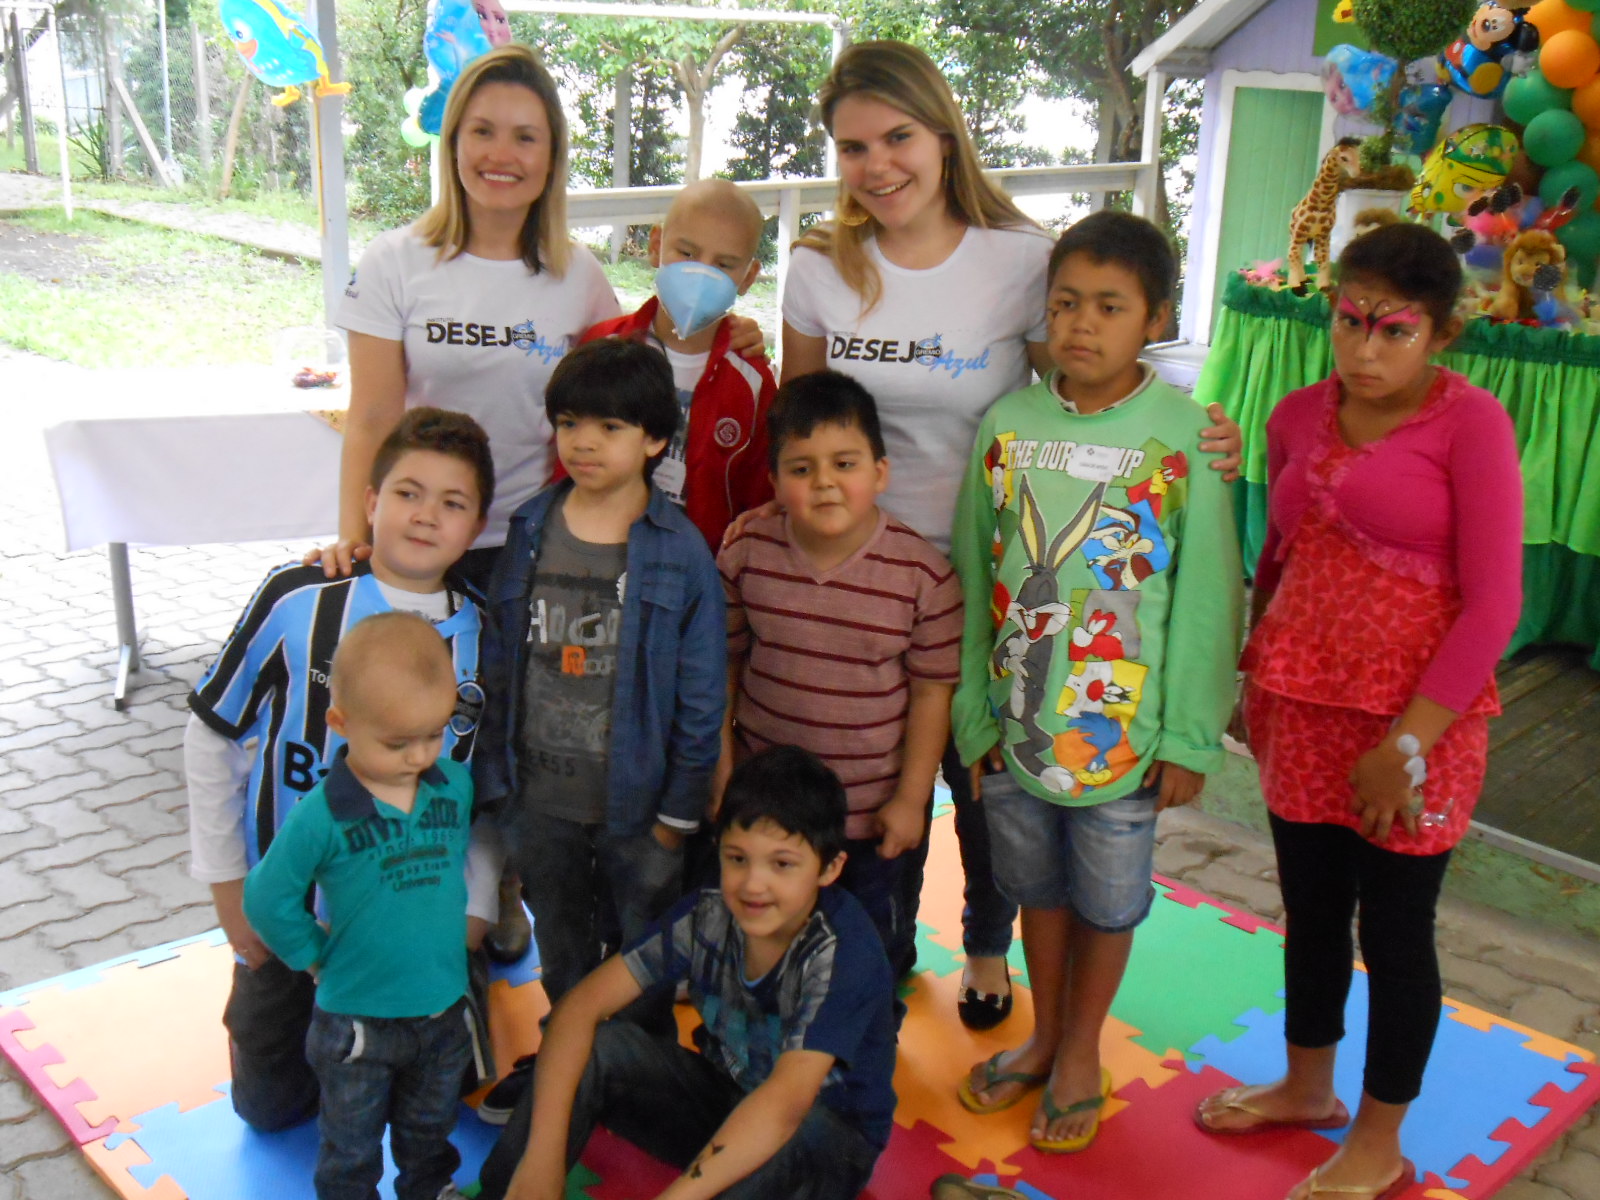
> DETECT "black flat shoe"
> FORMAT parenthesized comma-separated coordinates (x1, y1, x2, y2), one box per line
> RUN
(957, 981, 1013, 1031)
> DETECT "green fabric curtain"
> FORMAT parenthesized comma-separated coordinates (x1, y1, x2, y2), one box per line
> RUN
(1194, 273, 1600, 666)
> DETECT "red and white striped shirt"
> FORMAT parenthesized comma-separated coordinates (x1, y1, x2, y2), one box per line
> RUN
(718, 510, 963, 840)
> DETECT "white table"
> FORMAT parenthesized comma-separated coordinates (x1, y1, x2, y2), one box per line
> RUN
(41, 367, 343, 707)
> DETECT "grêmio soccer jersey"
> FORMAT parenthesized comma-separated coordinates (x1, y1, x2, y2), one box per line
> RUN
(189, 562, 484, 868)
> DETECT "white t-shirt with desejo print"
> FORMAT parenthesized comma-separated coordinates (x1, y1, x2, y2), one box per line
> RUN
(339, 225, 621, 545)
(782, 225, 1052, 550)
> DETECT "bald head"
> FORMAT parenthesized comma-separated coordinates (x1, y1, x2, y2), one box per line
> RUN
(661, 178, 765, 267)
(330, 611, 455, 717)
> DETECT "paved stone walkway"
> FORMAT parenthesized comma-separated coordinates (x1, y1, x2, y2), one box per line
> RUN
(1, 180, 1597, 1197)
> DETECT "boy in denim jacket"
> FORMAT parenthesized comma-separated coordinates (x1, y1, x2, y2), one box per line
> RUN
(475, 338, 727, 1023)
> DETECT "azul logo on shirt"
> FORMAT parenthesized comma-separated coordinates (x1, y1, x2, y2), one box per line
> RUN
(828, 332, 991, 379)
(424, 318, 571, 363)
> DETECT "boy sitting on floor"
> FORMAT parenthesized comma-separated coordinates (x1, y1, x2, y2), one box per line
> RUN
(477, 745, 897, 1200)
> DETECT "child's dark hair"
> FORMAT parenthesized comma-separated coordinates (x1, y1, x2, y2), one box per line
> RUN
(766, 371, 886, 473)
(714, 745, 847, 868)
(370, 407, 494, 519)
(1336, 222, 1463, 328)
(1047, 210, 1177, 316)
(545, 339, 680, 470)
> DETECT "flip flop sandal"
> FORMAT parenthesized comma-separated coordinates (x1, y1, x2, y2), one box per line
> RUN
(929, 1176, 1031, 1200)
(957, 1051, 1050, 1115)
(1296, 1158, 1415, 1199)
(1192, 1086, 1351, 1135)
(957, 979, 1014, 1031)
(1030, 1066, 1113, 1154)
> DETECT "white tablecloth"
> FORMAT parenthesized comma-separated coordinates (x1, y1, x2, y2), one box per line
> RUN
(41, 367, 343, 552)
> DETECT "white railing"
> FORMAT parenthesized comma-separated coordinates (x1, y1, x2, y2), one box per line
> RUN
(566, 160, 1153, 308)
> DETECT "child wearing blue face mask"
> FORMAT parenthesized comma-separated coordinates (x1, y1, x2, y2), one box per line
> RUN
(578, 179, 777, 549)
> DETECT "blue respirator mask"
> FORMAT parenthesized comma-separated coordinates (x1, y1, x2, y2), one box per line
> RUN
(653, 260, 740, 340)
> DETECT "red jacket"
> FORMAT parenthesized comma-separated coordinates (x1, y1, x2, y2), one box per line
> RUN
(577, 299, 775, 549)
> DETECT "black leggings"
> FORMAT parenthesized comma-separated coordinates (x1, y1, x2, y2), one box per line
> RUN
(1270, 814, 1452, 1106)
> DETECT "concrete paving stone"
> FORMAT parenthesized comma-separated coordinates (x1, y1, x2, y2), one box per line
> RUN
(0, 1074, 39, 1125)
(121, 863, 209, 910)
(0, 706, 68, 735)
(0, 659, 46, 688)
(1183, 860, 1288, 920)
(0, 893, 78, 942)
(3, 744, 109, 784)
(115, 726, 186, 756)
(3, 1148, 114, 1199)
(0, 861, 52, 908)
(0, 720, 89, 754)
(48, 720, 158, 756)
(67, 905, 218, 968)
(41, 862, 139, 911)
(18, 796, 113, 842)
(1438, 947, 1537, 1009)
(98, 832, 190, 875)
(0, 1108, 72, 1166)
(0, 679, 65, 707)
(17, 828, 136, 872)
(1152, 834, 1215, 878)
(67, 746, 168, 786)
(1536, 1149, 1600, 1197)
(1507, 989, 1599, 1041)
(151, 785, 189, 815)
(99, 798, 188, 840)
(0, 931, 76, 993)
(3, 769, 110, 810)
(67, 775, 173, 814)
(1495, 1179, 1580, 1200)
(35, 900, 152, 951)
(0, 1168, 23, 1200)
(17, 658, 115, 690)
(1486, 945, 1600, 997)
(0, 802, 41, 838)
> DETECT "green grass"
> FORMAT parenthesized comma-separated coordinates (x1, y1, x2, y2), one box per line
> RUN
(0, 134, 70, 177)
(0, 209, 324, 367)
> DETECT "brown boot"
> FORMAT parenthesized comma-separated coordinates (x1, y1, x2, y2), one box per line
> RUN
(484, 872, 531, 965)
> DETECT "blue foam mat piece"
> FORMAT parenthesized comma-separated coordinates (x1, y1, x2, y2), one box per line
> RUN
(0, 929, 227, 1008)
(485, 901, 541, 989)
(106, 1084, 502, 1200)
(1186, 977, 1588, 1189)
(971, 1176, 1057, 1199)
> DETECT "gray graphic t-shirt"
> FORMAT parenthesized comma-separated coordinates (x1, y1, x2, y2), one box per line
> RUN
(518, 505, 627, 825)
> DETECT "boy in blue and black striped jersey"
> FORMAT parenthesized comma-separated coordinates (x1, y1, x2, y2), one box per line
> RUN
(184, 407, 500, 1133)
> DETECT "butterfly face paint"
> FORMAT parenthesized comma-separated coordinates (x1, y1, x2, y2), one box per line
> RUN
(1331, 281, 1444, 409)
(1334, 295, 1424, 346)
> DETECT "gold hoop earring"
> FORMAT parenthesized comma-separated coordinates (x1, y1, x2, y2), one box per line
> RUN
(836, 191, 871, 228)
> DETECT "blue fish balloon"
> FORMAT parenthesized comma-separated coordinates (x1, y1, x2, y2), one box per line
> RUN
(218, 0, 350, 106)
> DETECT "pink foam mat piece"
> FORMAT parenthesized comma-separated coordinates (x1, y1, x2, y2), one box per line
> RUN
(0, 1006, 116, 1144)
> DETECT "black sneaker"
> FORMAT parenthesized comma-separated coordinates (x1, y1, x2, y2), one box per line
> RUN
(476, 1053, 536, 1126)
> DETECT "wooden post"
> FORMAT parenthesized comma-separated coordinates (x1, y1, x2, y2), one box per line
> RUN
(4, 17, 16, 151)
(8, 12, 38, 172)
(218, 74, 251, 198)
(101, 11, 123, 175)
(191, 18, 212, 174)
(111, 76, 176, 187)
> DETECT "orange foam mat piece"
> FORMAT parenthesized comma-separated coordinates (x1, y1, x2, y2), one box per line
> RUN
(891, 968, 1182, 1173)
(83, 1131, 188, 1200)
(13, 937, 233, 1133)
(1442, 1000, 1598, 1065)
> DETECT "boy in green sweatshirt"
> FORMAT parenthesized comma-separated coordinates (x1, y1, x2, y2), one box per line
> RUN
(245, 611, 483, 1200)
(950, 211, 1243, 1155)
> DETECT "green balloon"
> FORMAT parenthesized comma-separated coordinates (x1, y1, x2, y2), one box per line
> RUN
(1503, 71, 1572, 126)
(1524, 109, 1587, 166)
(400, 117, 431, 148)
(1541, 160, 1600, 210)
(1558, 210, 1600, 290)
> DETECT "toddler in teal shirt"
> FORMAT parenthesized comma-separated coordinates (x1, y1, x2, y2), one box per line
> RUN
(245, 611, 485, 1200)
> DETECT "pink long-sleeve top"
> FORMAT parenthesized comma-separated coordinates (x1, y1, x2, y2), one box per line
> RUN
(1255, 369, 1524, 714)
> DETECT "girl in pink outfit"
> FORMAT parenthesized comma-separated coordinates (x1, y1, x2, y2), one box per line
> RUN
(1195, 224, 1524, 1200)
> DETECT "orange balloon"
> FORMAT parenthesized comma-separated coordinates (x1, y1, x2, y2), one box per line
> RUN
(1575, 76, 1600, 128)
(1541, 30, 1600, 88)
(1578, 130, 1600, 173)
(1528, 0, 1591, 38)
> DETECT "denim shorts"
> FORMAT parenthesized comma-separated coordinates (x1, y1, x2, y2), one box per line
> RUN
(981, 770, 1159, 933)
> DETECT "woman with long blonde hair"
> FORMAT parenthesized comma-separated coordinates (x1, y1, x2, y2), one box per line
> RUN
(328, 43, 621, 583)
(775, 36, 1241, 1075)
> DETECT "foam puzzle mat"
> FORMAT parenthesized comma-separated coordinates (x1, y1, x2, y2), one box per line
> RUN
(4, 809, 1597, 1199)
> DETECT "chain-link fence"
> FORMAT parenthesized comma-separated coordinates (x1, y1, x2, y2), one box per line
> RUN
(10, 0, 314, 200)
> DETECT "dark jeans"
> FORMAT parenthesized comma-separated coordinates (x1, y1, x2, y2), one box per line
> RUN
(896, 741, 1018, 965)
(1270, 814, 1453, 1105)
(477, 1020, 881, 1200)
(506, 811, 684, 1029)
(305, 999, 473, 1200)
(840, 835, 913, 978)
(223, 955, 320, 1131)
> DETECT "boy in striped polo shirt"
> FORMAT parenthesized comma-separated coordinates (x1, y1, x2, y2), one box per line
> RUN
(716, 371, 963, 976)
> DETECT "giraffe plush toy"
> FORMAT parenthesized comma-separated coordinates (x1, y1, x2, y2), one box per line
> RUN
(1286, 137, 1363, 290)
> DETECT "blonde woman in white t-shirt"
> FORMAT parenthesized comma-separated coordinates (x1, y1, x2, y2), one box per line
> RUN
(774, 38, 1241, 1067)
